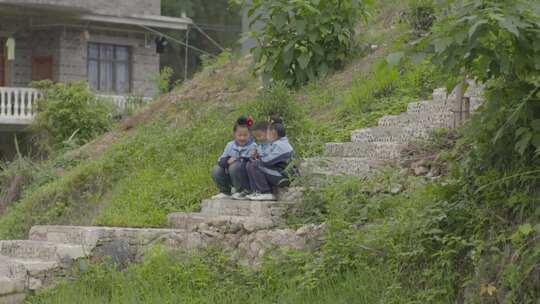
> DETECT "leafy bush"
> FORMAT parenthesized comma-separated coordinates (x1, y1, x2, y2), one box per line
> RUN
(32, 81, 112, 151)
(420, 0, 540, 164)
(252, 81, 302, 127)
(244, 0, 370, 87)
(151, 66, 175, 96)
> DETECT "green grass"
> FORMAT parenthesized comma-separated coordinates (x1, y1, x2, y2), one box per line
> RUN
(29, 171, 433, 304)
(0, 0, 443, 238)
(12, 1, 540, 302)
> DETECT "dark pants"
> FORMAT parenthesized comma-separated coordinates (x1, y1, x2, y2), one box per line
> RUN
(246, 160, 284, 194)
(212, 162, 250, 194)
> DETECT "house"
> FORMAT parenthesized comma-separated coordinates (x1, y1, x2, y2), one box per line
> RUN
(0, 0, 191, 159)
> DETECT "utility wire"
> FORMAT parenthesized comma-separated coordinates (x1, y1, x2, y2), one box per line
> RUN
(195, 23, 242, 31)
(139, 24, 216, 58)
(196, 25, 242, 33)
(192, 22, 226, 52)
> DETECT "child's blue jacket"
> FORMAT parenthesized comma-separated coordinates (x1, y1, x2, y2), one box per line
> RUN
(218, 139, 257, 168)
(259, 137, 294, 177)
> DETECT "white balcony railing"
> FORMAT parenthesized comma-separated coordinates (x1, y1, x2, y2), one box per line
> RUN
(0, 87, 152, 127)
(0, 87, 41, 125)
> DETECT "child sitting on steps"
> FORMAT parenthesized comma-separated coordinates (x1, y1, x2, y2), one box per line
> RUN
(247, 118, 294, 201)
(212, 116, 256, 200)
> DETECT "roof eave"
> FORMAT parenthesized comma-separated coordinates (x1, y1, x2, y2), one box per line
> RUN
(75, 14, 192, 31)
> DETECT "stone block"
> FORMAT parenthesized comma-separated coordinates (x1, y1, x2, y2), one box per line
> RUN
(325, 142, 405, 159)
(0, 293, 25, 304)
(300, 157, 392, 177)
(351, 126, 431, 143)
(167, 212, 276, 233)
(0, 276, 24, 296)
(200, 199, 296, 218)
(377, 112, 453, 128)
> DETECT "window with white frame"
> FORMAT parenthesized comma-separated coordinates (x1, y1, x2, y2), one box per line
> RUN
(87, 43, 131, 94)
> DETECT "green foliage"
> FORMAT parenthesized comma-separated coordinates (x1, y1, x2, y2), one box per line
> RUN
(32, 81, 112, 151)
(28, 172, 459, 304)
(29, 245, 405, 304)
(425, 0, 540, 83)
(420, 0, 540, 161)
(201, 50, 233, 70)
(251, 81, 303, 130)
(245, 0, 370, 87)
(152, 67, 175, 96)
(339, 59, 443, 134)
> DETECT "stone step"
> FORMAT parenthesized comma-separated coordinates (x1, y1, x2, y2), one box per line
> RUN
(167, 212, 275, 233)
(200, 198, 296, 218)
(350, 126, 431, 143)
(406, 100, 452, 114)
(301, 157, 392, 177)
(0, 293, 26, 304)
(29, 226, 194, 254)
(0, 258, 58, 292)
(0, 257, 26, 280)
(0, 241, 85, 263)
(0, 274, 25, 303)
(432, 83, 484, 102)
(325, 142, 405, 159)
(0, 255, 60, 294)
(377, 112, 453, 128)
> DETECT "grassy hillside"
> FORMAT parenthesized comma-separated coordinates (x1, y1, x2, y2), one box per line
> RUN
(0, 0, 440, 237)
(8, 0, 540, 303)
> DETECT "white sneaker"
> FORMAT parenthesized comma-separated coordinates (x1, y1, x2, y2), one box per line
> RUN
(247, 193, 277, 201)
(231, 191, 249, 200)
(211, 193, 231, 199)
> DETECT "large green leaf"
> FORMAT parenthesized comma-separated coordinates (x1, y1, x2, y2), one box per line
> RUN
(271, 13, 288, 29)
(515, 130, 533, 155)
(298, 52, 312, 69)
(434, 37, 453, 54)
(493, 14, 520, 37)
(468, 20, 488, 38)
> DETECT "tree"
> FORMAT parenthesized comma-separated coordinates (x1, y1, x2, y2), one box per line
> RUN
(412, 0, 540, 162)
(242, 0, 370, 87)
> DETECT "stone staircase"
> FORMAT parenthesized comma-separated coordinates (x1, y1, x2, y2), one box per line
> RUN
(302, 85, 483, 177)
(0, 85, 482, 303)
(0, 195, 309, 303)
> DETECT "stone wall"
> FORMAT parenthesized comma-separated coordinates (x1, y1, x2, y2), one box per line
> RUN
(58, 28, 159, 97)
(0, 17, 159, 97)
(0, 0, 160, 16)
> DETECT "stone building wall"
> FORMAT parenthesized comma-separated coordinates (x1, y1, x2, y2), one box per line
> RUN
(0, 17, 159, 97)
(0, 0, 161, 16)
(58, 28, 159, 97)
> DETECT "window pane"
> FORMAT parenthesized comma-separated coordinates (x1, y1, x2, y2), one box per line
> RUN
(100, 61, 113, 92)
(100, 45, 114, 60)
(115, 62, 130, 94)
(115, 46, 129, 61)
(88, 43, 99, 59)
(88, 59, 99, 90)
